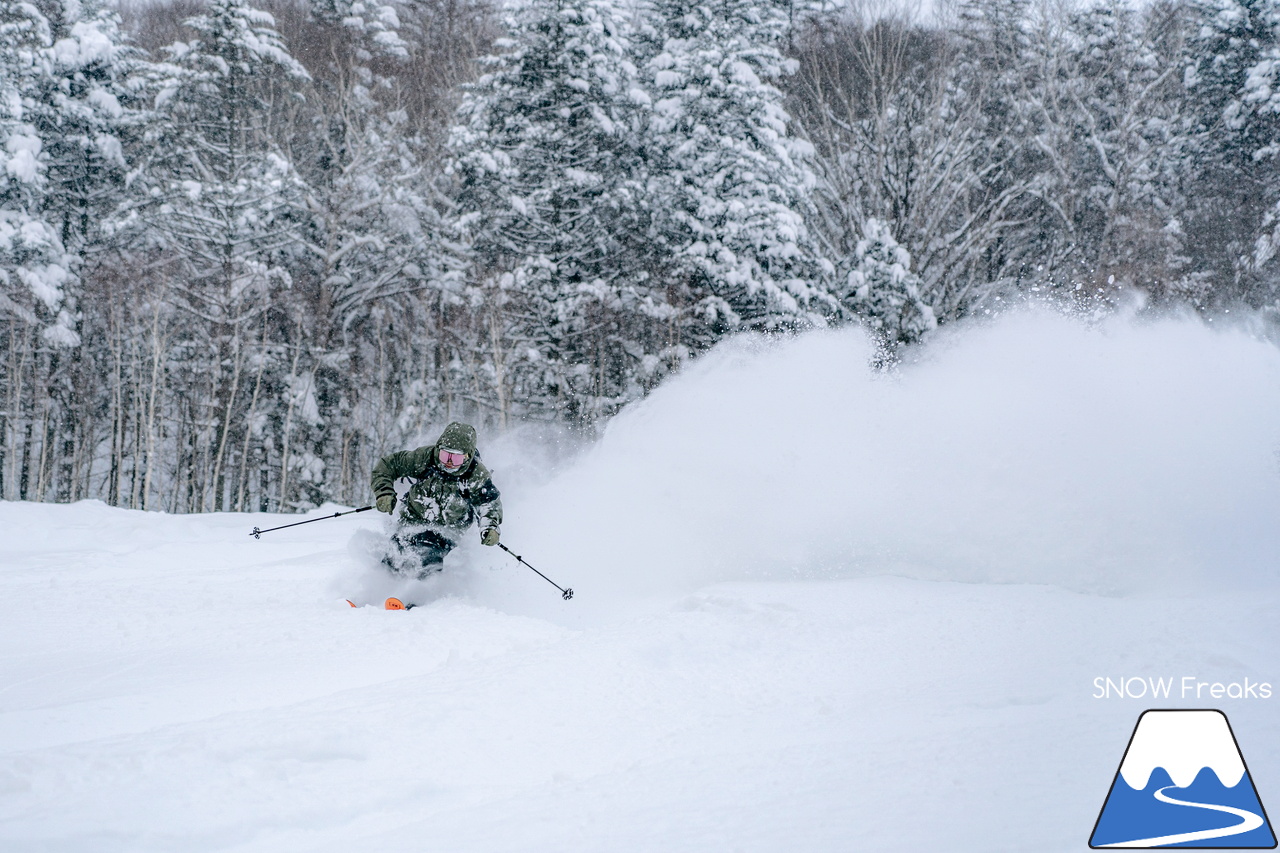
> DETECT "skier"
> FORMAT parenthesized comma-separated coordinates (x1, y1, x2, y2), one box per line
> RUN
(370, 422, 502, 577)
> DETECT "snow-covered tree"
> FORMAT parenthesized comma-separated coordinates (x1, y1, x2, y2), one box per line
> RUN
(1026, 3, 1193, 298)
(137, 0, 311, 510)
(1243, 0, 1280, 124)
(295, 0, 435, 340)
(1186, 0, 1278, 153)
(310, 0, 408, 58)
(1182, 0, 1280, 300)
(0, 0, 76, 345)
(949, 0, 1074, 290)
(36, 0, 146, 261)
(143, 0, 310, 303)
(1222, 0, 1280, 283)
(13, 0, 1280, 512)
(841, 217, 935, 347)
(0, 0, 153, 502)
(449, 0, 657, 421)
(639, 0, 833, 339)
(279, 0, 442, 507)
(789, 9, 1032, 332)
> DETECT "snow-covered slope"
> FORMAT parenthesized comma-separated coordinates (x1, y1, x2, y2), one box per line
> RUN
(1, 309, 1278, 852)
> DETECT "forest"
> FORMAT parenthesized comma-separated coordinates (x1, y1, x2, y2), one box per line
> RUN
(2, 0, 1278, 512)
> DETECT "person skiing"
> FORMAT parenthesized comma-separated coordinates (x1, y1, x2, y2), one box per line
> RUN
(370, 422, 502, 577)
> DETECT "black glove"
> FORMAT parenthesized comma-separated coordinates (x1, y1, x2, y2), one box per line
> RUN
(481, 527, 499, 546)
(376, 494, 396, 514)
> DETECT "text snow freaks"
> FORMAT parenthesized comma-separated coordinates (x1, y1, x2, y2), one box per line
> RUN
(1092, 677, 1273, 700)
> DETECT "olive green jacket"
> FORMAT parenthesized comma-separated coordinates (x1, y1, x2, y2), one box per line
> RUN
(370, 427, 502, 537)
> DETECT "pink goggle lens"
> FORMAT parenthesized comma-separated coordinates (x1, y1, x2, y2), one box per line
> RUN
(439, 449, 467, 468)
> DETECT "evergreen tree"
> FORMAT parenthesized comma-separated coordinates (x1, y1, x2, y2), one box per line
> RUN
(639, 0, 834, 340)
(449, 0, 656, 422)
(141, 0, 310, 317)
(35, 0, 146, 263)
(310, 0, 408, 58)
(1232, 0, 1280, 279)
(0, 0, 75, 344)
(841, 217, 935, 347)
(1183, 0, 1280, 301)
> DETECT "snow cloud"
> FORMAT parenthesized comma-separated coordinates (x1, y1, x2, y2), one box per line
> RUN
(488, 308, 1280, 614)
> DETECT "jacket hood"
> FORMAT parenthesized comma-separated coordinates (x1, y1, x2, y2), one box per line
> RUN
(436, 422, 478, 456)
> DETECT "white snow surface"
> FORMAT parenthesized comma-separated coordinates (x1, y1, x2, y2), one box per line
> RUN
(2, 309, 1279, 851)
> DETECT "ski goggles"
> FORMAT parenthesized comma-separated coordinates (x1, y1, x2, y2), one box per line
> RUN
(438, 448, 468, 468)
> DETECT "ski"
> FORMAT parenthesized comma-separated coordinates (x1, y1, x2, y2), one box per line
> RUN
(344, 598, 416, 610)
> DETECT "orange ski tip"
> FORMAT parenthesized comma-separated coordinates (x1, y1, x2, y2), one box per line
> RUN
(346, 599, 357, 608)
(384, 597, 407, 610)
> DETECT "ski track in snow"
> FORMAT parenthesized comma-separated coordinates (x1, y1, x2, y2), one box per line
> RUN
(1, 311, 1279, 851)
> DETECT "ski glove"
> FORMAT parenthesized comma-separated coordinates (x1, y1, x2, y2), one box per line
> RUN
(481, 527, 500, 546)
(376, 494, 396, 514)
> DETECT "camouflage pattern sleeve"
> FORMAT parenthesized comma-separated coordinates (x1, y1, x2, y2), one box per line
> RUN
(473, 477, 502, 531)
(371, 448, 427, 501)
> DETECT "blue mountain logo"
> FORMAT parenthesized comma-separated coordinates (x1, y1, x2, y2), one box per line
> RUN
(1090, 709, 1276, 848)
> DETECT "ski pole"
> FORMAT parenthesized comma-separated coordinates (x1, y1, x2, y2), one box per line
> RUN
(497, 542, 574, 600)
(249, 505, 374, 539)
